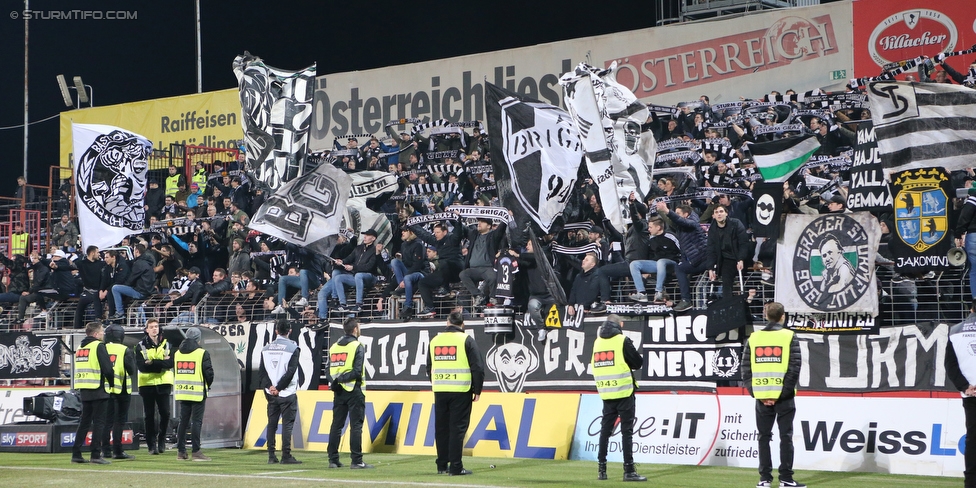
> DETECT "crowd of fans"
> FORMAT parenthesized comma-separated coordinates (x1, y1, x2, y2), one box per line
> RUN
(1, 54, 973, 331)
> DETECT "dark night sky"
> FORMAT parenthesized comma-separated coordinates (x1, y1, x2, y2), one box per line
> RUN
(0, 1, 835, 195)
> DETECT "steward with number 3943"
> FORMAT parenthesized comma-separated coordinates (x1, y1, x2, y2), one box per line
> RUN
(591, 314, 645, 482)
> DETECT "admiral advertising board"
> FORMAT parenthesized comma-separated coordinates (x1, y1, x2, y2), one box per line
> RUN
(853, 0, 976, 78)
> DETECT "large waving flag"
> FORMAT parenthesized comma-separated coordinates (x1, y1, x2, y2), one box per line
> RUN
(249, 164, 351, 256)
(749, 134, 820, 183)
(233, 52, 316, 194)
(73, 123, 153, 249)
(485, 82, 583, 234)
(868, 81, 976, 173)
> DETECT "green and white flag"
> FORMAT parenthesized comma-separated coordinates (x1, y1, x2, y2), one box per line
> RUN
(749, 134, 820, 183)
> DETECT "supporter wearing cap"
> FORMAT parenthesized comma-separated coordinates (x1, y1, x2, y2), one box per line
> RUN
(826, 194, 847, 213)
(332, 229, 382, 314)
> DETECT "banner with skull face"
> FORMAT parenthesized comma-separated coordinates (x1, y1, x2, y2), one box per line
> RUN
(560, 62, 656, 234)
(233, 52, 316, 195)
(73, 123, 153, 249)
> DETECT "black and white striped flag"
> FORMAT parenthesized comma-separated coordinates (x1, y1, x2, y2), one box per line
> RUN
(868, 81, 976, 173)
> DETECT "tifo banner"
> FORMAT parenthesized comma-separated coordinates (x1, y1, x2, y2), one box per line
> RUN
(207, 320, 325, 392)
(72, 124, 153, 250)
(889, 167, 954, 272)
(309, 2, 853, 150)
(0, 333, 60, 380)
(797, 322, 948, 392)
(233, 53, 316, 194)
(643, 313, 743, 388)
(775, 212, 880, 315)
(59, 89, 240, 173)
(244, 390, 580, 460)
(570, 393, 967, 478)
(853, 0, 976, 78)
(249, 163, 351, 256)
(846, 121, 893, 212)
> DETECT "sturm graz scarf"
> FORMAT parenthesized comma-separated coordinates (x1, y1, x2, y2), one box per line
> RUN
(445, 205, 513, 223)
(651, 187, 752, 205)
(233, 52, 315, 195)
(404, 182, 459, 196)
(406, 212, 457, 227)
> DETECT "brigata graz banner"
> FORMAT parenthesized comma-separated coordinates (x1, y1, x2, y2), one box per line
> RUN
(330, 313, 741, 392)
(0, 333, 60, 380)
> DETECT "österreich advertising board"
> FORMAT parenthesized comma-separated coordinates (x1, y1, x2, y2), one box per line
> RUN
(309, 2, 853, 150)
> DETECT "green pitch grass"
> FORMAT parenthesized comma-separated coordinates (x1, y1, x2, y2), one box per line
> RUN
(0, 450, 957, 487)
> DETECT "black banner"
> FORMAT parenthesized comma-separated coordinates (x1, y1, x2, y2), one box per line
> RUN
(785, 312, 880, 334)
(214, 321, 326, 392)
(888, 167, 954, 272)
(0, 333, 61, 380)
(798, 322, 947, 391)
(846, 121, 893, 212)
(642, 313, 743, 386)
(751, 182, 783, 238)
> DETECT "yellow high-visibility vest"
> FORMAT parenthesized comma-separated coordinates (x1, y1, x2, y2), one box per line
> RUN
(329, 340, 365, 392)
(138, 339, 174, 387)
(748, 328, 795, 400)
(174, 348, 206, 402)
(74, 341, 107, 391)
(105, 342, 132, 395)
(429, 332, 471, 393)
(592, 334, 635, 400)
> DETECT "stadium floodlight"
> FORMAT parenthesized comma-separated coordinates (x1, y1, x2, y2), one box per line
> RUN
(73, 76, 89, 104)
(56, 75, 72, 107)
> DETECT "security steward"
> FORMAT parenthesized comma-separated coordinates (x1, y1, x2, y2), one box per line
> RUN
(592, 314, 646, 482)
(174, 327, 214, 461)
(71, 321, 115, 464)
(260, 318, 302, 465)
(945, 298, 976, 488)
(741, 302, 805, 488)
(101, 324, 137, 460)
(427, 311, 483, 476)
(137, 318, 174, 455)
(327, 317, 373, 469)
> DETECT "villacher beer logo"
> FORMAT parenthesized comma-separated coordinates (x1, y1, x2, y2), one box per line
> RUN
(593, 350, 615, 368)
(176, 361, 196, 375)
(868, 9, 957, 68)
(792, 214, 872, 312)
(330, 352, 348, 367)
(754, 346, 784, 363)
(433, 345, 458, 362)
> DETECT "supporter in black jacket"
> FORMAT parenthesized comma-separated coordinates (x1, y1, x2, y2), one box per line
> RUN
(16, 251, 72, 324)
(567, 253, 603, 315)
(706, 206, 750, 298)
(110, 244, 156, 319)
(413, 220, 465, 318)
(74, 246, 107, 329)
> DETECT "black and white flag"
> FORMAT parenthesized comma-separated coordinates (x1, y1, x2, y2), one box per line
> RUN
(485, 83, 583, 233)
(846, 121, 893, 211)
(233, 52, 316, 194)
(346, 171, 397, 246)
(72, 123, 153, 249)
(751, 182, 783, 238)
(868, 81, 976, 173)
(249, 163, 350, 256)
(775, 213, 880, 315)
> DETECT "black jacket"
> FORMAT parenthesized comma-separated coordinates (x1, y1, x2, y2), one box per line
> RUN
(177, 339, 214, 396)
(464, 222, 508, 268)
(126, 253, 157, 296)
(77, 336, 115, 401)
(136, 334, 174, 395)
(706, 217, 750, 269)
(328, 334, 365, 393)
(426, 325, 484, 396)
(205, 278, 232, 296)
(740, 321, 802, 401)
(398, 239, 428, 275)
(173, 279, 205, 306)
(339, 243, 380, 275)
(47, 258, 79, 296)
(411, 222, 464, 265)
(647, 232, 682, 262)
(27, 260, 51, 293)
(76, 256, 105, 291)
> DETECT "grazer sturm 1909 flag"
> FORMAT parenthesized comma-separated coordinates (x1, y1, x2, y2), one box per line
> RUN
(868, 81, 976, 174)
(233, 52, 316, 194)
(749, 134, 820, 183)
(485, 82, 583, 234)
(775, 212, 880, 315)
(249, 163, 351, 256)
(72, 123, 153, 249)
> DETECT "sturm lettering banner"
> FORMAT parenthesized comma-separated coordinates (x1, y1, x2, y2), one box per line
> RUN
(845, 121, 893, 212)
(775, 212, 880, 315)
(0, 333, 60, 380)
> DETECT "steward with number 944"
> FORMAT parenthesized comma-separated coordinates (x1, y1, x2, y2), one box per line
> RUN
(740, 301, 805, 488)
(591, 314, 646, 482)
